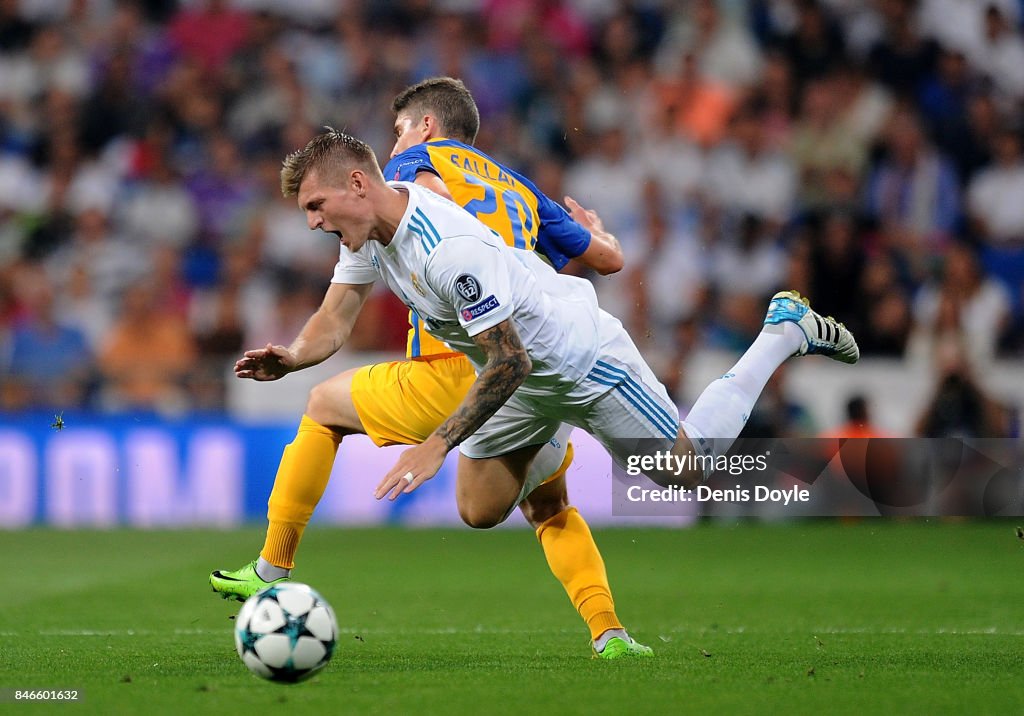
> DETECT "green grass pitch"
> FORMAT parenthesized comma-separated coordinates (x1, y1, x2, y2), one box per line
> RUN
(3, 521, 1023, 714)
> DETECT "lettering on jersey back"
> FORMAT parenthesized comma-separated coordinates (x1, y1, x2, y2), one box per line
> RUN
(451, 153, 513, 187)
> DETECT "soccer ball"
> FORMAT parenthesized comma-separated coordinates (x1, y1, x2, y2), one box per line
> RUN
(234, 582, 338, 683)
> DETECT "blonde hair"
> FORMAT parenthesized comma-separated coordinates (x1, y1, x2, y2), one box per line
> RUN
(280, 127, 382, 197)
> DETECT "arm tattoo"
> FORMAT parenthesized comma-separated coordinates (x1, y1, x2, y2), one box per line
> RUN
(435, 320, 531, 451)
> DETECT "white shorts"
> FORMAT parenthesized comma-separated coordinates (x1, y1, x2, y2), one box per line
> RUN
(460, 311, 680, 468)
(502, 423, 573, 520)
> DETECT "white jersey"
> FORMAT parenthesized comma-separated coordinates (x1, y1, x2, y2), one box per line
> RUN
(331, 182, 603, 397)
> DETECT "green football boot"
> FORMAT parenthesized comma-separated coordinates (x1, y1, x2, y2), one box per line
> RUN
(595, 636, 655, 660)
(210, 560, 288, 602)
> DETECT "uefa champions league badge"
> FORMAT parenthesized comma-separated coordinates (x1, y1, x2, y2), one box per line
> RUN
(455, 274, 481, 302)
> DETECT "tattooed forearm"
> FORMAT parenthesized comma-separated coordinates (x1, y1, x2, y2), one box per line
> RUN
(434, 320, 532, 450)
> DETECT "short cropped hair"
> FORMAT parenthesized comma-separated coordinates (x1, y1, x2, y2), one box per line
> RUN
(280, 127, 382, 197)
(391, 77, 480, 144)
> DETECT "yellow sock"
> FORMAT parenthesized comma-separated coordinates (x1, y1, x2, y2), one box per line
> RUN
(536, 506, 623, 641)
(260, 415, 342, 569)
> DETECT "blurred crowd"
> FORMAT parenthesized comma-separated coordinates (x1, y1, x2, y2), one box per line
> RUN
(0, 0, 1022, 435)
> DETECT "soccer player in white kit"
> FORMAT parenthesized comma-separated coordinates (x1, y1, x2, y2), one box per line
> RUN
(279, 129, 859, 530)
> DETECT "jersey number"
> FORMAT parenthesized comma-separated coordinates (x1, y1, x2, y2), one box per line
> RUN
(461, 174, 535, 250)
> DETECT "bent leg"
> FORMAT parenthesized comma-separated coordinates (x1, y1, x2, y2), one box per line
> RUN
(457, 391, 563, 528)
(456, 444, 540, 529)
(520, 464, 624, 641)
(260, 355, 478, 573)
(678, 326, 799, 471)
(261, 368, 365, 570)
(679, 290, 859, 478)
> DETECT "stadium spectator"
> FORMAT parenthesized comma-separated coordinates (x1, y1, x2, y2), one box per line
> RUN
(148, 244, 192, 320)
(78, 46, 148, 155)
(863, 106, 961, 279)
(822, 394, 890, 438)
(189, 275, 246, 411)
(966, 125, 1024, 316)
(917, 46, 976, 154)
(655, 50, 738, 147)
(807, 208, 867, 324)
(977, 3, 1024, 105)
(0, 0, 34, 54)
(91, 1, 177, 99)
(942, 89, 999, 182)
(166, 0, 251, 76)
(605, 205, 707, 356)
(908, 242, 1012, 370)
(915, 335, 1011, 437)
(867, 0, 939, 98)
(0, 22, 90, 108)
(967, 126, 1024, 243)
(858, 278, 913, 357)
(513, 35, 576, 162)
(704, 103, 797, 224)
(789, 76, 868, 211)
(917, 0, 1019, 70)
(745, 49, 797, 150)
(97, 281, 196, 412)
(190, 241, 276, 354)
(184, 132, 258, 246)
(0, 266, 93, 410)
(709, 214, 787, 337)
(44, 206, 148, 313)
(482, 0, 591, 59)
(655, 0, 763, 90)
(226, 44, 333, 152)
(117, 148, 199, 250)
(774, 0, 847, 91)
(831, 59, 894, 152)
(52, 262, 112, 353)
(637, 101, 706, 213)
(563, 123, 646, 236)
(592, 6, 658, 77)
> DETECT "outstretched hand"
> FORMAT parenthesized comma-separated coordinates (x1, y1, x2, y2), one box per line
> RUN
(234, 344, 297, 381)
(564, 195, 607, 235)
(374, 435, 450, 501)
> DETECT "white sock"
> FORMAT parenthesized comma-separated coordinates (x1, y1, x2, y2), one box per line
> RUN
(682, 323, 803, 465)
(256, 557, 291, 582)
(594, 628, 630, 651)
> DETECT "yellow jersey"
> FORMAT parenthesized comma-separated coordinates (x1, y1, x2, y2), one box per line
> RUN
(383, 138, 591, 357)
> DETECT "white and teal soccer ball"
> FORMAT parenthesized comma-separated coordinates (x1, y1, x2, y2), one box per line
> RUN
(234, 582, 338, 683)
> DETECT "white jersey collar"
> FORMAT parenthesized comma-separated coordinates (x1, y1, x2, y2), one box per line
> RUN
(382, 181, 419, 255)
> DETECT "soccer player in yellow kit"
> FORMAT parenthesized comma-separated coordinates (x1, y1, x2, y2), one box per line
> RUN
(211, 78, 651, 658)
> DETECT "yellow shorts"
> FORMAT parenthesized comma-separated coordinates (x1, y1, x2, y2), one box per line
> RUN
(350, 353, 476, 447)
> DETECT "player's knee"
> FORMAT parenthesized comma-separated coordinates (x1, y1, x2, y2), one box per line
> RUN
(458, 503, 503, 530)
(304, 382, 335, 425)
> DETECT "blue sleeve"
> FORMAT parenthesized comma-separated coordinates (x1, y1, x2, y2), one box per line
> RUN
(506, 166, 591, 271)
(382, 145, 440, 183)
